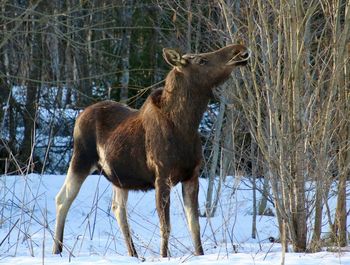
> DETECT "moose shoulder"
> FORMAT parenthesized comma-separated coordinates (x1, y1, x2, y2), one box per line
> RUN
(53, 44, 250, 258)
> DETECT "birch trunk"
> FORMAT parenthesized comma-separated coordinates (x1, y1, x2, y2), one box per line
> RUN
(205, 99, 225, 217)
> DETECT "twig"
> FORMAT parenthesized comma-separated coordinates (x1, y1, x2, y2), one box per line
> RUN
(263, 242, 275, 261)
(0, 218, 20, 247)
(42, 200, 47, 265)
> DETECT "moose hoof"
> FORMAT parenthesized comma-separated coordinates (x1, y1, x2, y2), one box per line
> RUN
(195, 246, 204, 255)
(52, 242, 62, 254)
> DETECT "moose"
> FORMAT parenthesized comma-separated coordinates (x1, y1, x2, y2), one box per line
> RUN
(52, 43, 250, 258)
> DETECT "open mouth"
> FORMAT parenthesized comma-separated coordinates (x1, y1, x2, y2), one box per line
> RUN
(226, 49, 251, 65)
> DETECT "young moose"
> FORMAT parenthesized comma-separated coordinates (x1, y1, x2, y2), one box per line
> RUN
(53, 44, 250, 258)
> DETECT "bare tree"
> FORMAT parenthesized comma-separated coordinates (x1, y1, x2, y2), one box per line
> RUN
(219, 0, 349, 252)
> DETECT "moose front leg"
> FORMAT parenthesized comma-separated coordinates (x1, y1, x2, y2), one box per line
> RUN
(155, 177, 171, 257)
(182, 176, 204, 255)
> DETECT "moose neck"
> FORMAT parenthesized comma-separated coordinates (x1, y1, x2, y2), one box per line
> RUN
(161, 69, 211, 134)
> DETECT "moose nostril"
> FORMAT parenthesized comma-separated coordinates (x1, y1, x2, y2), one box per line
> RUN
(241, 52, 248, 58)
(240, 49, 251, 59)
(226, 48, 251, 65)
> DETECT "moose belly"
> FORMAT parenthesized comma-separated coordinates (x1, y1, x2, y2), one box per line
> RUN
(97, 142, 155, 191)
(99, 159, 156, 191)
(107, 165, 155, 191)
(168, 166, 197, 186)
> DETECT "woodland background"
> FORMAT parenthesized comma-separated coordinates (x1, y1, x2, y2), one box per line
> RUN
(0, 0, 349, 255)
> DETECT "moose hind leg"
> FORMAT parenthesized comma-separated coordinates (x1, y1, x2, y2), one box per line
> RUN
(52, 161, 90, 254)
(182, 176, 204, 255)
(111, 186, 138, 257)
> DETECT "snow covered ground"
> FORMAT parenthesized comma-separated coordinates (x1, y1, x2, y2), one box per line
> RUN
(0, 174, 349, 265)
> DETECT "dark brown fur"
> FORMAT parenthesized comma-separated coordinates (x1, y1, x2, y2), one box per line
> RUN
(53, 44, 250, 258)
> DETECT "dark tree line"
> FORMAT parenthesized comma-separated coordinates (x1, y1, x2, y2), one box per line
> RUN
(0, 0, 225, 174)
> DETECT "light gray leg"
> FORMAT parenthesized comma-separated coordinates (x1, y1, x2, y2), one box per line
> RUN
(53, 166, 87, 254)
(182, 176, 204, 255)
(111, 186, 138, 257)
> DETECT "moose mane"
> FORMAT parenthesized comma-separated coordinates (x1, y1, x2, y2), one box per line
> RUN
(144, 68, 212, 133)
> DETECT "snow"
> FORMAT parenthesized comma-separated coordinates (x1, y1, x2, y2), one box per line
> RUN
(0, 174, 349, 265)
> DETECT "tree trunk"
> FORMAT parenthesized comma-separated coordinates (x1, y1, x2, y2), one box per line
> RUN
(332, 1, 350, 247)
(333, 168, 347, 246)
(19, 9, 42, 173)
(212, 115, 238, 217)
(73, 0, 92, 107)
(310, 179, 323, 251)
(333, 86, 349, 247)
(251, 140, 257, 239)
(119, 0, 134, 102)
(185, 0, 192, 53)
(258, 175, 269, 215)
(64, 1, 74, 106)
(205, 99, 225, 217)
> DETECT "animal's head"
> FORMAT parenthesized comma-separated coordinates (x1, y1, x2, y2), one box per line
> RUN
(163, 44, 250, 91)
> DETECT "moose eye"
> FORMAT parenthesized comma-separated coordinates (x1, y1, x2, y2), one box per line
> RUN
(194, 57, 208, 65)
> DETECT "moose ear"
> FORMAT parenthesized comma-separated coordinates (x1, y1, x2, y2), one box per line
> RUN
(162, 48, 187, 67)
